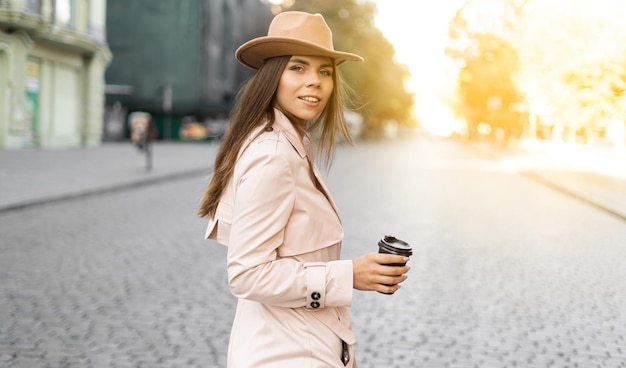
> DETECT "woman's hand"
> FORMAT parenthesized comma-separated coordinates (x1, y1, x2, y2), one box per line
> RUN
(352, 253, 410, 294)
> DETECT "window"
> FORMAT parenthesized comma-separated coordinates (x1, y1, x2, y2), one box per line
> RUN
(56, 0, 73, 27)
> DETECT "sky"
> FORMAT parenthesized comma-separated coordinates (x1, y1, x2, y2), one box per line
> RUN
(372, 0, 463, 133)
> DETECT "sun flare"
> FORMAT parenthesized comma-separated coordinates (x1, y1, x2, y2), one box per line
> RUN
(372, 0, 464, 136)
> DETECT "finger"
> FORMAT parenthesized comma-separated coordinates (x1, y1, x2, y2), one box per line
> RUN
(378, 283, 401, 295)
(376, 254, 409, 265)
(378, 274, 407, 286)
(379, 265, 410, 277)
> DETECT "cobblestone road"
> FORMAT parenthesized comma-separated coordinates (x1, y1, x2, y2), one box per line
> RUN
(1, 136, 625, 367)
(331, 137, 626, 368)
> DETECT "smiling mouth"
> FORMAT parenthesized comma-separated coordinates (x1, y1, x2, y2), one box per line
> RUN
(300, 96, 321, 103)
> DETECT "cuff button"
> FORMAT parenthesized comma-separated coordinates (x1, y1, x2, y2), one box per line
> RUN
(311, 292, 321, 300)
(310, 301, 320, 309)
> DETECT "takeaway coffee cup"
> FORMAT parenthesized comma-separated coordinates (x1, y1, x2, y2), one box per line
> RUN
(377, 235, 412, 294)
(378, 235, 412, 266)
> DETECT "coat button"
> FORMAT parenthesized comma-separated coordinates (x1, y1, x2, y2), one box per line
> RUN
(311, 292, 321, 300)
(310, 301, 320, 309)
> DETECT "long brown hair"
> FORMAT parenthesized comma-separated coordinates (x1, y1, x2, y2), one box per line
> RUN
(198, 55, 354, 218)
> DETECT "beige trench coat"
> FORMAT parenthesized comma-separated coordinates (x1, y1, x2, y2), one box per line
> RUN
(205, 109, 358, 367)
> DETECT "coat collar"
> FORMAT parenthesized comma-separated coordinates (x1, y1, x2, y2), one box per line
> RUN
(272, 108, 307, 158)
(271, 109, 341, 221)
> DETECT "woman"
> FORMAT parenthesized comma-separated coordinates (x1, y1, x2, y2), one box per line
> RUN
(198, 11, 410, 367)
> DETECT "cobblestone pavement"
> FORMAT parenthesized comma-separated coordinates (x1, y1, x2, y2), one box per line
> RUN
(0, 176, 234, 368)
(1, 135, 626, 367)
(0, 142, 218, 212)
(330, 137, 626, 367)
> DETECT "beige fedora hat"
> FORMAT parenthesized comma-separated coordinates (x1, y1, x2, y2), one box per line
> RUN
(236, 11, 364, 69)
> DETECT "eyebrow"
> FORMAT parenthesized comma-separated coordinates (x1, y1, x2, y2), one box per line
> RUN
(289, 58, 333, 68)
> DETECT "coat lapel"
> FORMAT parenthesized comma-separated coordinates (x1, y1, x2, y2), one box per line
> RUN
(273, 110, 341, 219)
(308, 159, 341, 218)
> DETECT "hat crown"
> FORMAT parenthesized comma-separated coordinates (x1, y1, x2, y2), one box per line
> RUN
(235, 11, 362, 69)
(268, 12, 335, 51)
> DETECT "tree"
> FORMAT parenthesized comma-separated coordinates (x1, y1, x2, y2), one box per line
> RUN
(286, 0, 416, 138)
(446, 0, 526, 141)
(446, 0, 626, 144)
(514, 0, 626, 142)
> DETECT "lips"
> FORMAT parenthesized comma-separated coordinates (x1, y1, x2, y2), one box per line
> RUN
(299, 96, 321, 103)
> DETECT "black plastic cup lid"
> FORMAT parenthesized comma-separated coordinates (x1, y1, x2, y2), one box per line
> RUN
(378, 235, 412, 256)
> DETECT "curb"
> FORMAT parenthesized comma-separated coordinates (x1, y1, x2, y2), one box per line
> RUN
(463, 139, 626, 223)
(0, 167, 211, 214)
(520, 171, 626, 222)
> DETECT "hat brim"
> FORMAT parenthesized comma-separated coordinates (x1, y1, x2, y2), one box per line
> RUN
(236, 36, 364, 69)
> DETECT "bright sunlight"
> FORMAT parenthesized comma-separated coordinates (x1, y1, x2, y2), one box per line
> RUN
(373, 0, 626, 178)
(372, 0, 463, 136)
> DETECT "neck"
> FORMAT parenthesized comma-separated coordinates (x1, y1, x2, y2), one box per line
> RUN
(274, 107, 307, 135)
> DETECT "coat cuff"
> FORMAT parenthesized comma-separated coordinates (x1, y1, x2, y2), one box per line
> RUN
(304, 262, 326, 309)
(326, 260, 353, 307)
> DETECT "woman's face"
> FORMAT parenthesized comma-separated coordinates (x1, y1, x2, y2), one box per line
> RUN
(275, 55, 334, 126)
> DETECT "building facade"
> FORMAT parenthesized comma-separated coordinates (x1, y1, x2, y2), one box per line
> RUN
(0, 0, 111, 149)
(104, 0, 273, 141)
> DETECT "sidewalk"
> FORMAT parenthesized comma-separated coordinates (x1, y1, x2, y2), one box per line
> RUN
(1, 138, 625, 220)
(0, 142, 219, 212)
(471, 138, 626, 220)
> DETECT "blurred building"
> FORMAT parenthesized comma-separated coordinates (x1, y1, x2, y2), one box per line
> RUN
(104, 0, 273, 141)
(0, 0, 111, 149)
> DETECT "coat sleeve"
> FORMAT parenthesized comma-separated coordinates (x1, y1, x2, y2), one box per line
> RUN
(227, 148, 352, 308)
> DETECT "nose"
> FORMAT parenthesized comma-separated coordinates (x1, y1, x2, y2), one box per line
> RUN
(306, 71, 321, 87)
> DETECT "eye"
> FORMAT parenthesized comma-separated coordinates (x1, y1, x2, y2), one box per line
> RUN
(319, 69, 333, 77)
(289, 65, 305, 72)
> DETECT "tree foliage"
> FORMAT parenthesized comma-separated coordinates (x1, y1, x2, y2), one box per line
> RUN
(514, 0, 626, 141)
(286, 0, 415, 138)
(446, 0, 526, 141)
(446, 0, 626, 143)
